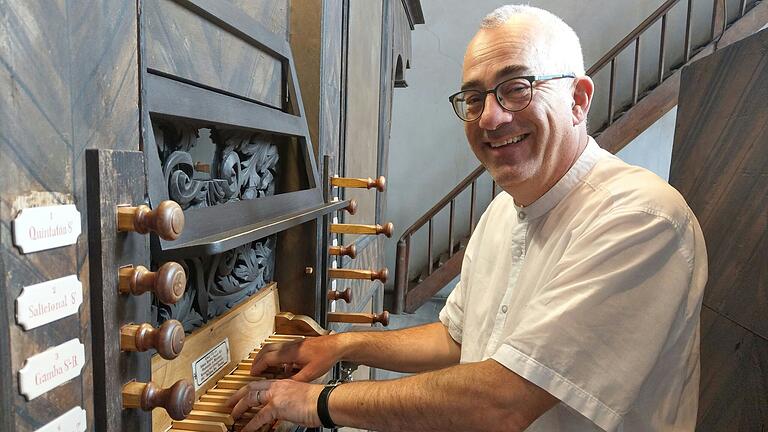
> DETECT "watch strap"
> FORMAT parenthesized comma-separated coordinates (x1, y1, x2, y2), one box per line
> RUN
(317, 382, 341, 428)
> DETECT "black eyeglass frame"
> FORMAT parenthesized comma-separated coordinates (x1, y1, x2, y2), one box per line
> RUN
(448, 73, 577, 122)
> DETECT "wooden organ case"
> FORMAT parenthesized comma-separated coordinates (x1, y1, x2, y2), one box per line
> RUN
(0, 1, 422, 431)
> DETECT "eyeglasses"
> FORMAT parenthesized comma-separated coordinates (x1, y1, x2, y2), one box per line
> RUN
(448, 73, 576, 122)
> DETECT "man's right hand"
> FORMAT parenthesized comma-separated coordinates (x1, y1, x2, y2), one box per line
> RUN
(251, 334, 343, 382)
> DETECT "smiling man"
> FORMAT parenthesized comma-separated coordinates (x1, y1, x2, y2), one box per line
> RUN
(226, 5, 707, 431)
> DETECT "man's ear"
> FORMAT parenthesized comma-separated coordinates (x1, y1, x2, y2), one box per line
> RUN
(571, 76, 594, 126)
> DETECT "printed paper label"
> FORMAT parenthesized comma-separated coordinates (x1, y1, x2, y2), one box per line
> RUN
(192, 338, 230, 389)
(35, 406, 87, 432)
(16, 275, 83, 330)
(13, 205, 82, 253)
(19, 339, 86, 400)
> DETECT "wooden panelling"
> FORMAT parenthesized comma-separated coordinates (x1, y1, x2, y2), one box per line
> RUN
(669, 28, 768, 429)
(290, 0, 323, 156)
(226, 0, 289, 32)
(671, 28, 768, 337)
(0, 1, 139, 430)
(86, 150, 151, 431)
(145, 0, 286, 107)
(697, 307, 768, 430)
(343, 0, 383, 233)
(317, 0, 345, 177)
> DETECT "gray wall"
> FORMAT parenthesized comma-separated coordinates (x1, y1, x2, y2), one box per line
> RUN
(384, 0, 673, 294)
(616, 107, 677, 181)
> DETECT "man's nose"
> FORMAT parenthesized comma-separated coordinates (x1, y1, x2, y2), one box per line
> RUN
(477, 93, 513, 130)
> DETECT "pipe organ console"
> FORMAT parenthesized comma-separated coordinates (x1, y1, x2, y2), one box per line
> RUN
(0, 1, 422, 430)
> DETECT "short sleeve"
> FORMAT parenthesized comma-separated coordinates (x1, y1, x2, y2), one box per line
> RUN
(439, 196, 500, 345)
(438, 253, 470, 345)
(491, 210, 695, 431)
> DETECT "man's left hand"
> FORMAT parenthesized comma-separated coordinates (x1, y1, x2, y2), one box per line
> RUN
(226, 379, 324, 431)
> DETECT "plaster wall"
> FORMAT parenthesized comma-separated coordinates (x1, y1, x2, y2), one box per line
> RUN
(385, 0, 672, 292)
(616, 107, 677, 181)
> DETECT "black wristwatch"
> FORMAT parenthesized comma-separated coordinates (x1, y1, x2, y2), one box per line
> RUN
(317, 381, 342, 429)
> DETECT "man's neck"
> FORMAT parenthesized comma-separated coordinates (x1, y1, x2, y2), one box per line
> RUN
(510, 132, 589, 207)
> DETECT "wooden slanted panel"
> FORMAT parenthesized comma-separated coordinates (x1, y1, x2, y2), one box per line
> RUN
(668, 28, 768, 429)
(144, 0, 287, 107)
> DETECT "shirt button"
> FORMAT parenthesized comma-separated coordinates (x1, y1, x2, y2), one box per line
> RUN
(518, 211, 526, 220)
(501, 305, 508, 313)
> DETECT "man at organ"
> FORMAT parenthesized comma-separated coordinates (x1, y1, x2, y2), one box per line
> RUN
(227, 5, 707, 431)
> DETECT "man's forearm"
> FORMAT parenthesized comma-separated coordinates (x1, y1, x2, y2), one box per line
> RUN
(327, 359, 557, 432)
(335, 322, 461, 373)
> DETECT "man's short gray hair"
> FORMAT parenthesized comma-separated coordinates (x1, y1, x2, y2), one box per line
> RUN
(480, 5, 585, 75)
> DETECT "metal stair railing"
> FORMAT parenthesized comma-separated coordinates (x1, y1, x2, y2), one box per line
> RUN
(588, 0, 761, 137)
(392, 164, 491, 313)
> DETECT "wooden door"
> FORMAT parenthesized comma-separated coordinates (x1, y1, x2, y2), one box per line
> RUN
(669, 28, 768, 430)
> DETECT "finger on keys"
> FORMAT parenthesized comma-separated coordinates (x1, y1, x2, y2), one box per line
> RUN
(241, 405, 276, 432)
(225, 384, 251, 409)
(250, 344, 294, 376)
(228, 381, 272, 419)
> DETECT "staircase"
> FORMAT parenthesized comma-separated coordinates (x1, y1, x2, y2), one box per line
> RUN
(390, 0, 768, 314)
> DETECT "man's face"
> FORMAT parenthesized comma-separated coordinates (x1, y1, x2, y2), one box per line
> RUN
(461, 20, 577, 198)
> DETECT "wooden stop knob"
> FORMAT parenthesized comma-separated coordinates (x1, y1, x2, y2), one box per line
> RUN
(120, 320, 185, 360)
(117, 200, 185, 240)
(119, 262, 186, 305)
(327, 311, 390, 327)
(327, 288, 352, 303)
(378, 222, 394, 238)
(329, 268, 388, 283)
(330, 176, 386, 192)
(373, 311, 390, 326)
(329, 244, 356, 258)
(344, 199, 358, 215)
(122, 380, 193, 421)
(371, 176, 386, 192)
(330, 222, 394, 238)
(372, 267, 388, 283)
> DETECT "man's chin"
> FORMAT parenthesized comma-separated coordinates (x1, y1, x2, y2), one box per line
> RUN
(488, 169, 530, 193)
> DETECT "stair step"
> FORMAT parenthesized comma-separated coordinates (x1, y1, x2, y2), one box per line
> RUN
(437, 252, 450, 267)
(458, 236, 470, 250)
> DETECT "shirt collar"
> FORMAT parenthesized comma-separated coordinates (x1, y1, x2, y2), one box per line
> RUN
(514, 137, 607, 221)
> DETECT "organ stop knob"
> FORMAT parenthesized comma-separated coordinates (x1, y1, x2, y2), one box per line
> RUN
(122, 380, 194, 421)
(117, 200, 185, 241)
(327, 288, 352, 303)
(329, 268, 388, 283)
(329, 244, 356, 258)
(331, 222, 394, 238)
(120, 320, 185, 360)
(119, 262, 186, 305)
(331, 176, 386, 192)
(328, 311, 390, 326)
(343, 199, 358, 215)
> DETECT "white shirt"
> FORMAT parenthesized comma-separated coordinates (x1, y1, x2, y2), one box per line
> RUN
(439, 138, 707, 431)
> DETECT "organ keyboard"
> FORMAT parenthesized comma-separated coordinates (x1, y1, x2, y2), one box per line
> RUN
(151, 285, 332, 432)
(167, 333, 309, 432)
